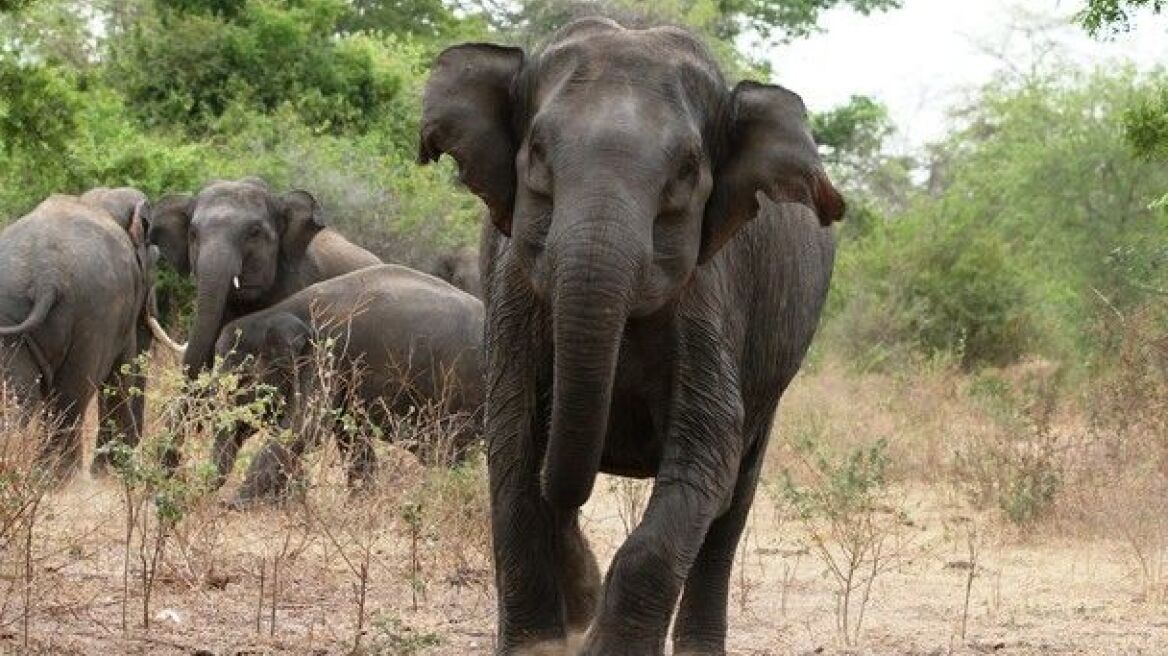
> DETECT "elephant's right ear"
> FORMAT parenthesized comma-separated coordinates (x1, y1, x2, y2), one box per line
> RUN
(419, 43, 524, 236)
(151, 194, 194, 276)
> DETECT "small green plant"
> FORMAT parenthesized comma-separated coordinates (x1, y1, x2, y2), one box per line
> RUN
(781, 437, 916, 646)
(952, 362, 1065, 527)
(363, 613, 444, 656)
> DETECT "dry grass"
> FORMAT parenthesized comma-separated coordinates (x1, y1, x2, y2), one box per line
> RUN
(0, 308, 1165, 653)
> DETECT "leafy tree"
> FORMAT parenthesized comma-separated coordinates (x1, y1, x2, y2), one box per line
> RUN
(106, 0, 417, 136)
(464, 0, 901, 42)
(716, 0, 902, 41)
(0, 59, 80, 196)
(1078, 0, 1167, 212)
(1124, 82, 1168, 160)
(340, 0, 459, 36)
(812, 95, 913, 222)
(0, 0, 38, 13)
(829, 69, 1168, 368)
(1078, 0, 1165, 35)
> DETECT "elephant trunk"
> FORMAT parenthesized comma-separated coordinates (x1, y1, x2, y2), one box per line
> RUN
(183, 246, 241, 376)
(541, 227, 638, 510)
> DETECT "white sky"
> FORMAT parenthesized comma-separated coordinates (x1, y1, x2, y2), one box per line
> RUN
(762, 0, 1168, 152)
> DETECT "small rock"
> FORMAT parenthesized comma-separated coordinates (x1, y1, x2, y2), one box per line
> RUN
(155, 608, 183, 624)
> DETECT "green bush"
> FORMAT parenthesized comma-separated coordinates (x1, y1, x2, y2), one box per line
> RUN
(107, 0, 417, 137)
(825, 69, 1168, 371)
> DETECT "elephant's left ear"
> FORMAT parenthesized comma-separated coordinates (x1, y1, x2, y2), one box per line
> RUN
(702, 81, 844, 264)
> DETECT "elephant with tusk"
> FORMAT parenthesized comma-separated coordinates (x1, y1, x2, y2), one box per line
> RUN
(147, 177, 382, 379)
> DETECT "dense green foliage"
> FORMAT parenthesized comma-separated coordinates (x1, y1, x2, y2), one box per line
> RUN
(827, 70, 1168, 369)
(471, 0, 902, 42)
(2, 0, 1164, 374)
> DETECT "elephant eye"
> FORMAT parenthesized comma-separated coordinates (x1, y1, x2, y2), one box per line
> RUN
(676, 153, 699, 186)
(248, 224, 264, 239)
(661, 151, 701, 214)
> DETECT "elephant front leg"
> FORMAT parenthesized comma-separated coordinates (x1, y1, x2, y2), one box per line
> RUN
(210, 420, 252, 489)
(558, 511, 602, 639)
(232, 431, 310, 506)
(581, 340, 744, 655)
(485, 294, 570, 652)
(488, 387, 571, 653)
(672, 431, 770, 655)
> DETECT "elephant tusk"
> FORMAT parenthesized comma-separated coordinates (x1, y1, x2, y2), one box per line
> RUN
(147, 316, 187, 355)
(233, 276, 241, 290)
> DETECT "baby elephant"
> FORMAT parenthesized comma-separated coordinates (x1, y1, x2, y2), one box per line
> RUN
(212, 264, 484, 504)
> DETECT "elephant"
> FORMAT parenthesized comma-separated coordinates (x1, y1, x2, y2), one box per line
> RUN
(74, 186, 184, 472)
(418, 18, 844, 655)
(0, 194, 155, 478)
(147, 177, 382, 377)
(427, 245, 483, 298)
(211, 264, 484, 505)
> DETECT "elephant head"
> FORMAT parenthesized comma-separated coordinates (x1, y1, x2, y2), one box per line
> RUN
(150, 178, 327, 375)
(216, 312, 312, 410)
(419, 19, 844, 507)
(430, 246, 483, 298)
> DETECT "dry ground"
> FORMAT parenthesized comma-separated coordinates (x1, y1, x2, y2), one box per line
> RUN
(2, 359, 1166, 655)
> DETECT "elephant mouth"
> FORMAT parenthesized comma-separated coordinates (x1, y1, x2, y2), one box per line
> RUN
(230, 278, 266, 301)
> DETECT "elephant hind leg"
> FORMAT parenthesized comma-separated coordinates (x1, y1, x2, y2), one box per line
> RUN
(41, 393, 88, 482)
(92, 352, 146, 476)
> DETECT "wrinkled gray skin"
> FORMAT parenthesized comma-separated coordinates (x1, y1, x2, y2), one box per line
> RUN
(428, 245, 483, 298)
(77, 186, 162, 474)
(0, 195, 154, 478)
(212, 264, 484, 505)
(148, 178, 382, 378)
(79, 187, 148, 231)
(419, 19, 843, 655)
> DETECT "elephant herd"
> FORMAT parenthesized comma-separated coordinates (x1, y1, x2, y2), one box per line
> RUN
(0, 178, 486, 502)
(1, 18, 844, 656)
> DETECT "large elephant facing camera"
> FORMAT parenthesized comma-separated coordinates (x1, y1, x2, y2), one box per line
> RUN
(149, 178, 381, 376)
(419, 18, 843, 656)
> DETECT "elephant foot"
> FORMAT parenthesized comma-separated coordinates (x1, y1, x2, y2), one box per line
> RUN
(566, 631, 587, 654)
(578, 632, 663, 656)
(507, 638, 570, 656)
(89, 456, 113, 478)
(674, 647, 726, 656)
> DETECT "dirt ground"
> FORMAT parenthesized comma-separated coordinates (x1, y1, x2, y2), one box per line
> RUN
(4, 466, 1166, 656)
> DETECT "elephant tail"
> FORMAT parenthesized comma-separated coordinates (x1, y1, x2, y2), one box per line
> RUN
(0, 285, 57, 336)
